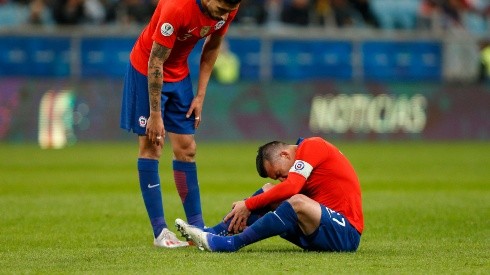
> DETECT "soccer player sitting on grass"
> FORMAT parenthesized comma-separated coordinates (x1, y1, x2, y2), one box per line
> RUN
(176, 137, 364, 252)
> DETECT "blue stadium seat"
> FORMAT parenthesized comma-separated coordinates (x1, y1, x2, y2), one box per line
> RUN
(0, 36, 70, 76)
(362, 41, 442, 81)
(271, 40, 353, 80)
(80, 38, 134, 77)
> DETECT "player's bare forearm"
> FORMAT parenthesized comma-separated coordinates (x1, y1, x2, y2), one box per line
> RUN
(148, 42, 171, 112)
(197, 35, 223, 95)
(146, 42, 171, 143)
(184, 35, 223, 128)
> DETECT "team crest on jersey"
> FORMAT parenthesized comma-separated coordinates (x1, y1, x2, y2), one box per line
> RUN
(215, 20, 225, 30)
(161, 23, 174, 36)
(200, 26, 211, 37)
(139, 116, 147, 128)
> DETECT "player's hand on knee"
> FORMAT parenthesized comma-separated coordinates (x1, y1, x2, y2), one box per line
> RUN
(146, 115, 164, 145)
(225, 201, 251, 233)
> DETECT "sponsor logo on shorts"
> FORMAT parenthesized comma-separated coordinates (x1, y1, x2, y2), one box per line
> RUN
(161, 23, 174, 36)
(139, 116, 147, 128)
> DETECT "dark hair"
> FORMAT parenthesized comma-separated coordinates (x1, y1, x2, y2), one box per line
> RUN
(224, 0, 241, 4)
(256, 141, 287, 178)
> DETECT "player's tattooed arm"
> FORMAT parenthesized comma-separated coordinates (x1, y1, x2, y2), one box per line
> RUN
(148, 42, 171, 112)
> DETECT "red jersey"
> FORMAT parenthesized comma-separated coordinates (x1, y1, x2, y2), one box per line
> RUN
(245, 137, 364, 233)
(129, 0, 238, 81)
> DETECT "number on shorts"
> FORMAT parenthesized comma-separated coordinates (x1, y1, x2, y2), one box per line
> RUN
(326, 207, 346, 227)
(333, 217, 345, 227)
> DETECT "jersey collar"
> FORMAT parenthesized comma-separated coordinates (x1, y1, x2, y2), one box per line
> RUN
(296, 137, 305, 145)
(196, 0, 205, 13)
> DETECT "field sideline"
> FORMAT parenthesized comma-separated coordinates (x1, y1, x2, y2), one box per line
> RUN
(0, 141, 488, 273)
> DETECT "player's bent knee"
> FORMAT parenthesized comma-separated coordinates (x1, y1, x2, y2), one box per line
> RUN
(173, 151, 196, 162)
(139, 139, 162, 159)
(287, 194, 310, 211)
(172, 140, 196, 161)
(139, 148, 162, 159)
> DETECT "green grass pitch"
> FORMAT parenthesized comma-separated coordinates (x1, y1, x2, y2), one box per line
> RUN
(0, 141, 488, 273)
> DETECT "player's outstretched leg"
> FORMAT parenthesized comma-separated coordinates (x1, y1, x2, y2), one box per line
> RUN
(203, 187, 270, 236)
(176, 201, 299, 252)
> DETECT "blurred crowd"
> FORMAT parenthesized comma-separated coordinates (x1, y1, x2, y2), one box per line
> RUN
(236, 0, 489, 34)
(0, 0, 489, 34)
(0, 0, 158, 27)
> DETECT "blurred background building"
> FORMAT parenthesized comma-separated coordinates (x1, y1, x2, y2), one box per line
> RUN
(0, 0, 489, 145)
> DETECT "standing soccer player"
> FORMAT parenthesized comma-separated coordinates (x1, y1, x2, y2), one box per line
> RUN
(120, 0, 241, 248)
(177, 137, 364, 252)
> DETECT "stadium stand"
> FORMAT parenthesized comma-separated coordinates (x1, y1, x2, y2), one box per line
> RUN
(0, 0, 488, 82)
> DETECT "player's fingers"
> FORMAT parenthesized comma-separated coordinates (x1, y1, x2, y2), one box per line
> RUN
(237, 217, 245, 233)
(228, 215, 237, 232)
(230, 218, 236, 233)
(239, 221, 246, 232)
(149, 132, 160, 145)
(223, 211, 232, 222)
(233, 221, 239, 234)
(232, 216, 243, 233)
(146, 132, 155, 144)
(224, 205, 236, 222)
(146, 130, 155, 144)
(148, 134, 162, 146)
(185, 105, 195, 119)
(194, 115, 201, 129)
(224, 203, 237, 223)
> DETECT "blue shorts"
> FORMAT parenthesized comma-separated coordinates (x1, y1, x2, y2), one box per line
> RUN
(280, 205, 361, 252)
(120, 64, 197, 135)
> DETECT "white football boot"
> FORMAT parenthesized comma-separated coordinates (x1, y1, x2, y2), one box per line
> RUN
(153, 228, 189, 248)
(175, 218, 212, 251)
